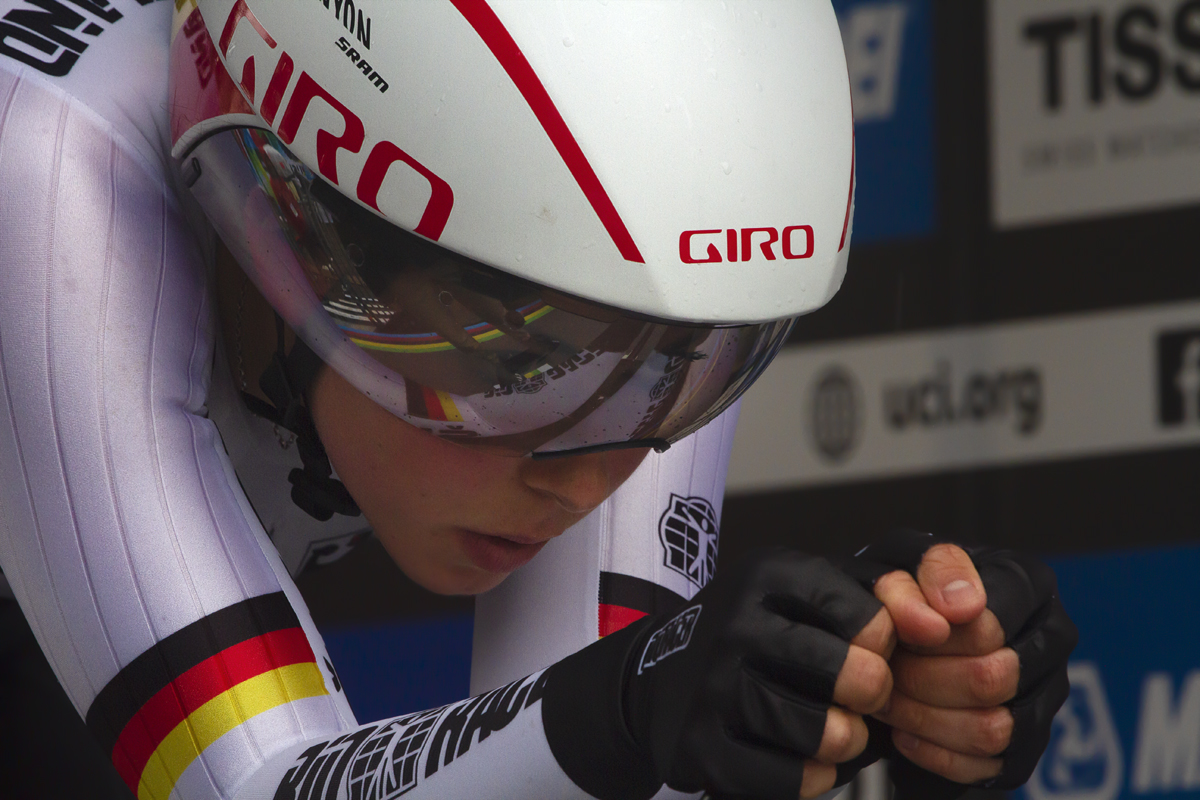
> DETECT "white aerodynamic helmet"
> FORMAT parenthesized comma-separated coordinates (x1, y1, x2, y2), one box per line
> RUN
(170, 0, 855, 458)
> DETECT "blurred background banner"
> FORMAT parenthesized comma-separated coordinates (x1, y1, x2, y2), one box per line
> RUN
(835, 0, 937, 243)
(296, 2, 1200, 798)
(991, 0, 1200, 229)
(1019, 545, 1200, 800)
(728, 301, 1200, 491)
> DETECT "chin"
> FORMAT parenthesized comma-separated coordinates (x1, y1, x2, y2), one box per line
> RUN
(407, 562, 510, 597)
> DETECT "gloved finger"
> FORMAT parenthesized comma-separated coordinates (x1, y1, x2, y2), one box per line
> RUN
(800, 762, 838, 799)
(993, 667, 1071, 789)
(1010, 595, 1079, 696)
(902, 608, 1006, 658)
(916, 544, 987, 626)
(732, 667, 829, 757)
(753, 550, 885, 643)
(890, 647, 1019, 708)
(833, 644, 893, 715)
(974, 548, 1059, 639)
(851, 606, 897, 660)
(891, 729, 1004, 786)
(874, 569, 951, 648)
(679, 737, 809, 800)
(874, 688, 1014, 758)
(746, 621, 890, 714)
(814, 707, 870, 764)
(845, 529, 941, 581)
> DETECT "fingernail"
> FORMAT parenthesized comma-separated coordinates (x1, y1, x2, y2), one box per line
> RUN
(941, 579, 976, 605)
(894, 731, 920, 753)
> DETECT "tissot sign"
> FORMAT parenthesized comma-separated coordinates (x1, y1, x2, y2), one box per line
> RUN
(991, 0, 1200, 228)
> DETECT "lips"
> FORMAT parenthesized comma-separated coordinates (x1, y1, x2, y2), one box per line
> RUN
(455, 529, 548, 574)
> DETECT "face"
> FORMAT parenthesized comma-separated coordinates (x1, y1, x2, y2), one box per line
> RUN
(308, 364, 649, 595)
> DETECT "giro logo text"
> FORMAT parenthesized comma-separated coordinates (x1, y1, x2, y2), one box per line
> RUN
(638, 605, 702, 675)
(883, 361, 1043, 435)
(1157, 328, 1200, 425)
(679, 226, 814, 264)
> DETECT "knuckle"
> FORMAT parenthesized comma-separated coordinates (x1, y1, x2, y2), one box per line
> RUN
(800, 761, 837, 799)
(860, 654, 893, 712)
(822, 711, 855, 759)
(977, 709, 1015, 756)
(926, 543, 970, 570)
(874, 570, 913, 597)
(821, 709, 866, 762)
(969, 653, 1016, 705)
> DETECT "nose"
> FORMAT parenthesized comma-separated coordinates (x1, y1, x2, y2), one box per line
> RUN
(519, 452, 618, 515)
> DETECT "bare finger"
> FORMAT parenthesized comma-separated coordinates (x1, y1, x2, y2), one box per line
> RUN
(916, 544, 987, 626)
(892, 729, 1003, 785)
(875, 570, 950, 648)
(851, 606, 897, 660)
(799, 761, 837, 799)
(874, 689, 1014, 757)
(903, 609, 1006, 658)
(814, 706, 869, 764)
(833, 644, 893, 715)
(891, 647, 1020, 708)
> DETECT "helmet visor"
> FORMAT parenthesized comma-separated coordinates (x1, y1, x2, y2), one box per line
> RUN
(186, 128, 795, 456)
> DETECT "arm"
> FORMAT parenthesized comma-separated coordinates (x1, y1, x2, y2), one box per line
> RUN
(0, 64, 586, 800)
(0, 65, 890, 800)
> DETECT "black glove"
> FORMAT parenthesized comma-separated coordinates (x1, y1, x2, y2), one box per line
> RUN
(837, 530, 1078, 800)
(540, 549, 887, 800)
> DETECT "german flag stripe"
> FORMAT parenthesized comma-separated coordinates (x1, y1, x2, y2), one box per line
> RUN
(134, 662, 327, 800)
(85, 593, 318, 787)
(597, 572, 686, 636)
(434, 390, 464, 422)
(110, 626, 316, 791)
(422, 386, 448, 421)
(406, 380, 431, 418)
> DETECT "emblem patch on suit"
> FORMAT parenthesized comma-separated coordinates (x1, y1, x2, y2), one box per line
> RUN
(659, 493, 719, 588)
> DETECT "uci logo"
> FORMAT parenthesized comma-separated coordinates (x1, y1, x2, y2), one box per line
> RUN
(678, 226, 815, 264)
(1024, 663, 1123, 800)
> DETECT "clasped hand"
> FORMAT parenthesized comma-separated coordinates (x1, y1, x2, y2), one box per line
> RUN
(799, 540, 1076, 798)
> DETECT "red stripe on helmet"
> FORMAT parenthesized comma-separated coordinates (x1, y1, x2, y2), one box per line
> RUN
(839, 131, 855, 253)
(450, 0, 645, 264)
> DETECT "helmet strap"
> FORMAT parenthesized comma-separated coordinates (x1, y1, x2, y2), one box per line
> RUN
(242, 315, 362, 522)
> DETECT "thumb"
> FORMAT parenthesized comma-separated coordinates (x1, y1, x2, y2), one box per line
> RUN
(916, 544, 987, 626)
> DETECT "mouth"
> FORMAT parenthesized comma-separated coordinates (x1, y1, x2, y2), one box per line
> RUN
(455, 529, 549, 574)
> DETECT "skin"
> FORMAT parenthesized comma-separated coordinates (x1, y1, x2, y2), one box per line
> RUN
(307, 364, 649, 595)
(216, 251, 1018, 796)
(800, 545, 1019, 797)
(308, 356, 1018, 797)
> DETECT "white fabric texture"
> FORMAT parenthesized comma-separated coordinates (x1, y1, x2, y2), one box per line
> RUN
(0, 1, 737, 798)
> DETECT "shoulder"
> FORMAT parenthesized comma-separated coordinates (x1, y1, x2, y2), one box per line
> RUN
(0, 0, 174, 171)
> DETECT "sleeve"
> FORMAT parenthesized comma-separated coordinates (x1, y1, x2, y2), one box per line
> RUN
(471, 402, 742, 800)
(0, 64, 595, 800)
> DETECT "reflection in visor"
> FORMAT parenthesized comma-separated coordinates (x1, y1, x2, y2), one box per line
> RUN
(198, 128, 795, 455)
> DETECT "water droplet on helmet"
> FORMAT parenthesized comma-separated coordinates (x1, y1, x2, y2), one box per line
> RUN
(562, 35, 574, 47)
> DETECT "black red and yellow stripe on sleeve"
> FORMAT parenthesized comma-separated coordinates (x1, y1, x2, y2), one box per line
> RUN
(597, 571, 686, 636)
(85, 592, 328, 800)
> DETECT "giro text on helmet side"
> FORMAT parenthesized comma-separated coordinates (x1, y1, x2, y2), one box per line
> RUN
(170, 0, 855, 456)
